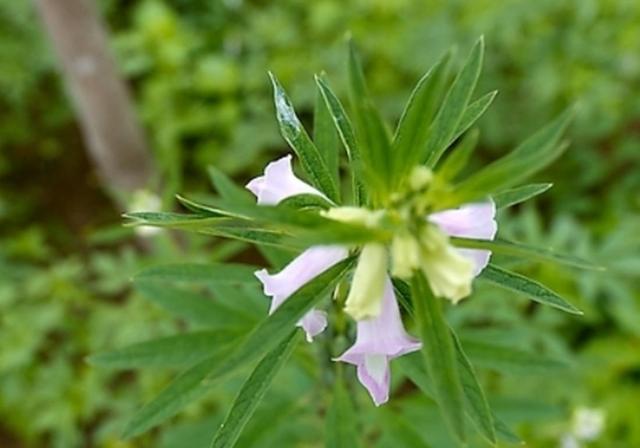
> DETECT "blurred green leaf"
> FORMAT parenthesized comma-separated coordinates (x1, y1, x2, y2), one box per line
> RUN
(437, 129, 479, 181)
(123, 258, 351, 438)
(88, 331, 236, 369)
(210, 331, 301, 448)
(461, 339, 568, 374)
(325, 369, 360, 448)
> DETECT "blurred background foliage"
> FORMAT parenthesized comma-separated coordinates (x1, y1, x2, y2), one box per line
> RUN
(0, 0, 638, 446)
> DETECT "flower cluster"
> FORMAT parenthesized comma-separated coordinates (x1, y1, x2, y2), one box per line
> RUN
(247, 154, 497, 405)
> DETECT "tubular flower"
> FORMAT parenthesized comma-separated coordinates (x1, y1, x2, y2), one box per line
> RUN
(336, 278, 421, 405)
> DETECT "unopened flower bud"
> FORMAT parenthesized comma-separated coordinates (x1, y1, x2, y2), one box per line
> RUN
(344, 244, 388, 320)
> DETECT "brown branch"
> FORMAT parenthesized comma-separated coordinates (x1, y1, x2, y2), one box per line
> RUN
(35, 0, 155, 195)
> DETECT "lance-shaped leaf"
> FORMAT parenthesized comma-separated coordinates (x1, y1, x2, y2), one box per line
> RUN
(134, 281, 255, 329)
(122, 259, 352, 439)
(269, 73, 339, 202)
(315, 75, 365, 205)
(478, 264, 583, 315)
(397, 351, 517, 445)
(124, 211, 224, 228)
(446, 90, 497, 149)
(450, 237, 603, 270)
(348, 41, 392, 200)
(210, 331, 301, 448)
(314, 73, 340, 186)
(451, 331, 496, 445)
(391, 52, 451, 187)
(412, 272, 466, 443)
(279, 193, 334, 210)
(492, 183, 553, 209)
(135, 262, 257, 286)
(424, 37, 485, 167)
(325, 369, 360, 448)
(449, 109, 573, 207)
(88, 331, 236, 369)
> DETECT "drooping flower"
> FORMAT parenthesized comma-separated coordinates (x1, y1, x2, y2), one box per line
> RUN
(254, 245, 349, 341)
(336, 278, 421, 405)
(245, 155, 326, 205)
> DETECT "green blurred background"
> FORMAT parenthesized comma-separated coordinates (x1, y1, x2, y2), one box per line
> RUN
(1, 0, 639, 447)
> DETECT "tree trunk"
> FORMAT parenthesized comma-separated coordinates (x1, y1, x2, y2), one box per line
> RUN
(35, 0, 155, 195)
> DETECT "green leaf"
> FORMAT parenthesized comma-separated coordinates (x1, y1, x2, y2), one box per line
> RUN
(437, 129, 479, 181)
(123, 259, 352, 438)
(135, 262, 257, 286)
(124, 211, 224, 228)
(451, 332, 496, 445)
(123, 354, 230, 439)
(450, 110, 572, 206)
(88, 331, 235, 369)
(492, 183, 553, 209)
(447, 90, 497, 147)
(450, 237, 603, 270)
(397, 351, 508, 445)
(279, 193, 333, 210)
(314, 73, 340, 185)
(348, 41, 392, 201)
(269, 73, 339, 202)
(391, 52, 451, 187)
(460, 339, 568, 374)
(210, 331, 301, 448)
(412, 272, 465, 443)
(315, 75, 365, 205)
(378, 409, 432, 448)
(424, 37, 485, 167)
(479, 264, 583, 315)
(325, 369, 360, 448)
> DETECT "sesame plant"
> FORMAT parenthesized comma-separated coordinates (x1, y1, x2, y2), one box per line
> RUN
(99, 38, 601, 447)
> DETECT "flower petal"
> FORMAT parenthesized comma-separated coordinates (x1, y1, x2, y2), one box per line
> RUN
(245, 155, 326, 205)
(357, 354, 390, 406)
(428, 200, 497, 275)
(255, 245, 349, 341)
